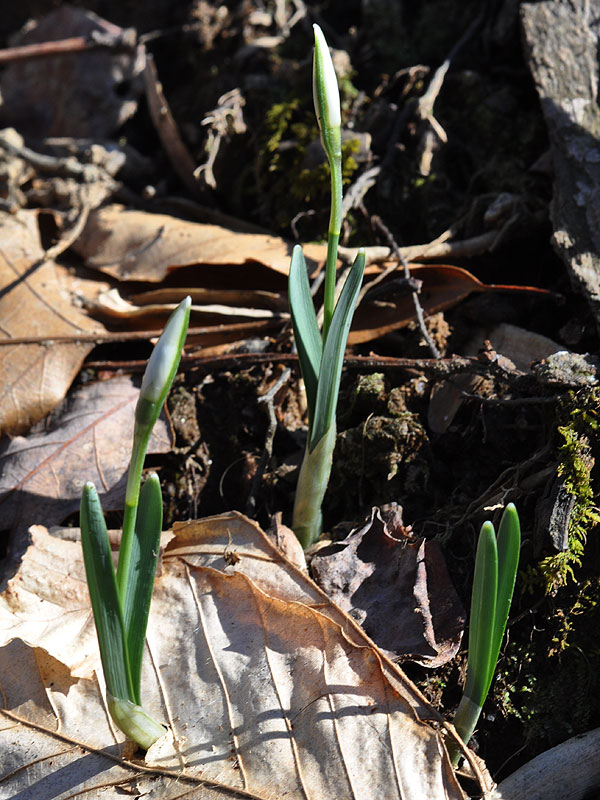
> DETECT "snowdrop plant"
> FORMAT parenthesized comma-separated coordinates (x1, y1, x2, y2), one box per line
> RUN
(450, 503, 521, 765)
(289, 25, 365, 548)
(80, 297, 191, 749)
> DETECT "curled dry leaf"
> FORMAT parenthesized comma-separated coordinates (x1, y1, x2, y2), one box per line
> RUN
(93, 286, 288, 325)
(311, 507, 466, 667)
(349, 264, 555, 344)
(71, 206, 552, 348)
(72, 204, 327, 281)
(0, 513, 476, 799)
(0, 376, 171, 547)
(0, 209, 106, 437)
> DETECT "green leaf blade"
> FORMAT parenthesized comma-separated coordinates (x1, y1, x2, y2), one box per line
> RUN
(122, 473, 163, 705)
(491, 503, 521, 666)
(310, 249, 365, 450)
(465, 521, 498, 708)
(289, 245, 322, 423)
(80, 482, 133, 703)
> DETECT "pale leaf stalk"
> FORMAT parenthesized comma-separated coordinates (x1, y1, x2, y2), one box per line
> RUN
(107, 695, 166, 751)
(292, 424, 336, 548)
(452, 695, 481, 755)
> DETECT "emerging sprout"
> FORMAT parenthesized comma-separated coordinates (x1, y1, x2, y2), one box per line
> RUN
(289, 26, 365, 548)
(450, 504, 521, 765)
(80, 297, 191, 749)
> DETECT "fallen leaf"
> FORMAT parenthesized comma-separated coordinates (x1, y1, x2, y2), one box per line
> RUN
(0, 514, 475, 799)
(132, 286, 288, 312)
(73, 207, 552, 346)
(0, 7, 145, 138)
(93, 287, 288, 325)
(143, 52, 199, 196)
(311, 507, 466, 667)
(0, 209, 106, 437)
(0, 375, 172, 542)
(72, 203, 327, 281)
(349, 264, 554, 344)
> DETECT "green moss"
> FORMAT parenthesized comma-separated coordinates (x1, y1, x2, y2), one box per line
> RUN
(499, 575, 600, 746)
(536, 390, 600, 593)
(258, 97, 361, 232)
(493, 390, 600, 751)
(263, 99, 302, 166)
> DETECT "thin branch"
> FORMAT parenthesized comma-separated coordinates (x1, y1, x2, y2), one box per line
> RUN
(245, 369, 291, 515)
(370, 215, 442, 358)
(0, 29, 136, 65)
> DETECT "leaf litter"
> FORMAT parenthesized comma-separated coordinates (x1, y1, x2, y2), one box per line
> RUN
(0, 514, 474, 799)
(0, 209, 105, 437)
(310, 506, 466, 668)
(0, 0, 593, 795)
(0, 376, 172, 562)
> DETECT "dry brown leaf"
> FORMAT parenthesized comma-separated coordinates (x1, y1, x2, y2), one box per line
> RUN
(0, 375, 172, 538)
(311, 507, 466, 668)
(0, 514, 475, 799)
(73, 207, 549, 347)
(132, 286, 288, 312)
(349, 264, 553, 344)
(71, 204, 327, 280)
(0, 209, 106, 436)
(93, 287, 287, 325)
(0, 7, 145, 138)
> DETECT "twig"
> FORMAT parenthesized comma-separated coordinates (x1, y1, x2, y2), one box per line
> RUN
(0, 321, 281, 347)
(370, 215, 442, 358)
(341, 165, 381, 218)
(183, 351, 537, 393)
(245, 369, 291, 515)
(143, 52, 199, 197)
(338, 227, 505, 266)
(43, 200, 91, 261)
(0, 29, 136, 65)
(380, 8, 486, 186)
(0, 133, 93, 179)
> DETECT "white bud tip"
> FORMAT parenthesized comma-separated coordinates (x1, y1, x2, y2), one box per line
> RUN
(312, 24, 341, 130)
(139, 296, 191, 405)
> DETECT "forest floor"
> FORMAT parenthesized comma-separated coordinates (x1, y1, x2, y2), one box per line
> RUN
(0, 0, 599, 793)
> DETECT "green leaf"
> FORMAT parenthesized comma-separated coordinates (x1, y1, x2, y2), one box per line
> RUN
(464, 521, 498, 708)
(122, 473, 163, 705)
(491, 503, 521, 667)
(310, 250, 365, 451)
(289, 244, 322, 424)
(80, 482, 134, 703)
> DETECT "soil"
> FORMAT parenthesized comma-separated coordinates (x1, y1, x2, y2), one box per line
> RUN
(2, 0, 599, 791)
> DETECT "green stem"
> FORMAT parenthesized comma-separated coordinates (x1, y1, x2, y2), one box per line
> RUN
(292, 424, 337, 548)
(322, 151, 342, 342)
(448, 695, 482, 767)
(116, 425, 152, 603)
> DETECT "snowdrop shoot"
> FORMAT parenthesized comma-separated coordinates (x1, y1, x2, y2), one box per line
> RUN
(450, 503, 521, 764)
(80, 297, 191, 749)
(289, 26, 365, 547)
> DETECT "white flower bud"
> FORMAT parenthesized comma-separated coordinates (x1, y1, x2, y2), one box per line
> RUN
(139, 296, 191, 406)
(312, 24, 341, 149)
